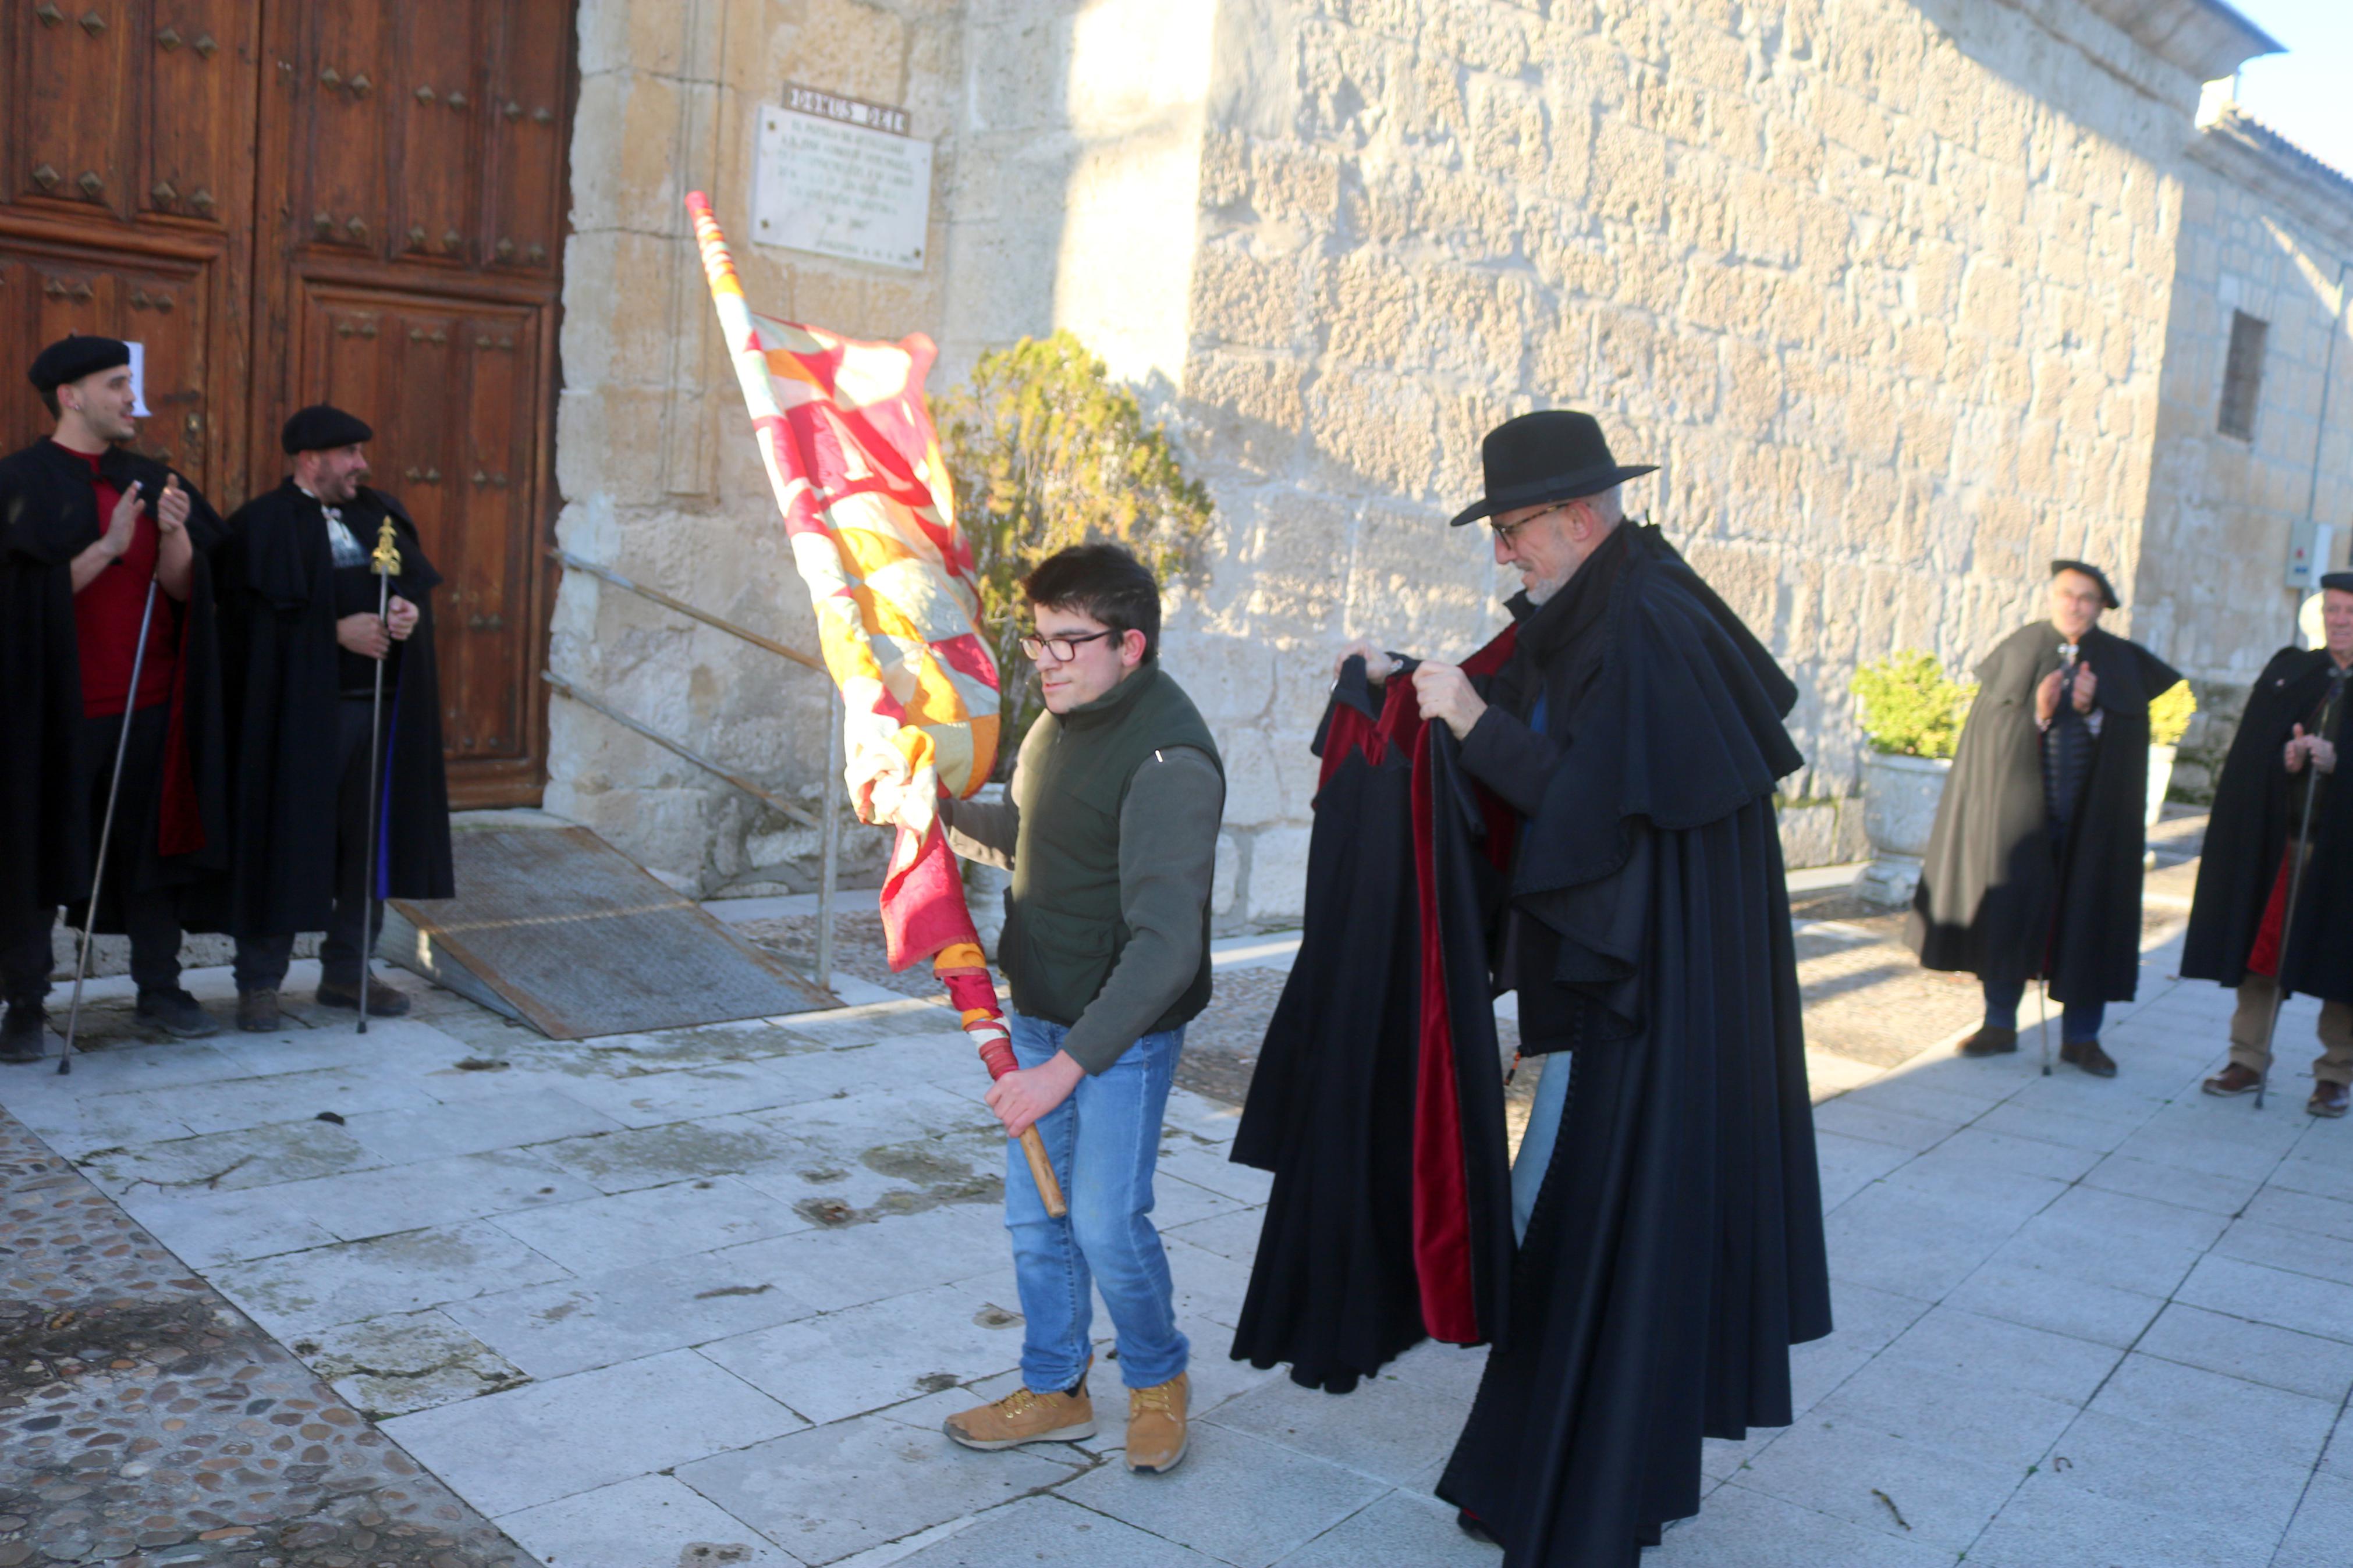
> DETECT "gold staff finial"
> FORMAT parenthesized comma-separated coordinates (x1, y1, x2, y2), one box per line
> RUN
(370, 514, 403, 576)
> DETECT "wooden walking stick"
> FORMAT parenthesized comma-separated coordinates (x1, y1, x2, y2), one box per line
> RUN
(58, 576, 162, 1076)
(354, 515, 401, 1035)
(2255, 671, 2344, 1110)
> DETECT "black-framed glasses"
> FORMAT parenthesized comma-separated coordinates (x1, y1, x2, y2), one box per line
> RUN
(1019, 628, 1119, 663)
(1490, 502, 1570, 548)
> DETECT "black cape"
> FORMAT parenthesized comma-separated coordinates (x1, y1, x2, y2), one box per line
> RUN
(1435, 525, 1832, 1566)
(0, 439, 231, 933)
(217, 480, 453, 936)
(1229, 643, 1518, 1393)
(2182, 648, 2353, 1002)
(1909, 623, 2182, 1002)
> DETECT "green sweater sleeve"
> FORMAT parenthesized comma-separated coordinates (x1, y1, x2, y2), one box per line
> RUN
(1059, 745, 1225, 1074)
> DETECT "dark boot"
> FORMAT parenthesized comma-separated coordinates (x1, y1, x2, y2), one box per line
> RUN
(1958, 1025, 2019, 1057)
(314, 975, 411, 1017)
(2061, 1038, 2117, 1078)
(237, 989, 284, 1033)
(136, 989, 222, 1040)
(1, 1003, 47, 1065)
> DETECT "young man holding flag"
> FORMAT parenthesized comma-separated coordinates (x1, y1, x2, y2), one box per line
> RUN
(867, 543, 1223, 1475)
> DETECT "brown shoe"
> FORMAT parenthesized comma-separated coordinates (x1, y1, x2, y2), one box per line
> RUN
(236, 989, 283, 1033)
(2060, 1039, 2117, 1078)
(2311, 1082, 2350, 1119)
(1958, 1026, 2018, 1057)
(1124, 1372, 1188, 1474)
(942, 1380, 1095, 1450)
(314, 976, 411, 1017)
(2203, 1064, 2263, 1097)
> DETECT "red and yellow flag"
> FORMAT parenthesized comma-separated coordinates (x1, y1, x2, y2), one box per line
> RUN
(686, 194, 1012, 1062)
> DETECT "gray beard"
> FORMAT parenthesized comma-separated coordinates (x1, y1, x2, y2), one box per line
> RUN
(1522, 567, 1573, 606)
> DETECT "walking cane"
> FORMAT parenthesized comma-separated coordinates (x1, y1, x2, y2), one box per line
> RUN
(354, 516, 402, 1036)
(58, 577, 162, 1076)
(2253, 672, 2344, 1111)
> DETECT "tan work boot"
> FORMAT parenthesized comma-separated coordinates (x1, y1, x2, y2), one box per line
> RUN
(942, 1378, 1095, 1450)
(1125, 1372, 1189, 1474)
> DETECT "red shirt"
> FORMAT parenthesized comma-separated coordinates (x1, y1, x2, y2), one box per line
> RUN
(64, 443, 178, 718)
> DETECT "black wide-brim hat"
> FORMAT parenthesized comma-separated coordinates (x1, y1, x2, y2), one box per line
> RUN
(282, 403, 374, 454)
(1449, 409, 1657, 528)
(2050, 559, 2120, 610)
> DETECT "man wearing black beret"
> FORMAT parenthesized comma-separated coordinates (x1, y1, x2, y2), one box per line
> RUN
(215, 406, 452, 1031)
(0, 336, 233, 1061)
(1233, 410, 1832, 1560)
(1912, 561, 2187, 1076)
(2185, 573, 2353, 1118)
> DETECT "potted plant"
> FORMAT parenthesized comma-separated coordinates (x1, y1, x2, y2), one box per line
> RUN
(2146, 680, 2196, 831)
(1848, 651, 1975, 905)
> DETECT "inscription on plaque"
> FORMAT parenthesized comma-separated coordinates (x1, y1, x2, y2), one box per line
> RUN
(753, 86, 931, 272)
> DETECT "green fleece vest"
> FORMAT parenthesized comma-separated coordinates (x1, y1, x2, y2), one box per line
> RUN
(1002, 662, 1222, 1032)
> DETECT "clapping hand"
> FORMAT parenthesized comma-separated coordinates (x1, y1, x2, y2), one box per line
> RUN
(155, 474, 190, 536)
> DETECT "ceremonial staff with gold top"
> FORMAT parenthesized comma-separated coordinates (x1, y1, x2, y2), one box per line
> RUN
(356, 513, 401, 1033)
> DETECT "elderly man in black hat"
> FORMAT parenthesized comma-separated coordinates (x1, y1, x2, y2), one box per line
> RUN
(2185, 573, 2353, 1118)
(0, 336, 232, 1061)
(1911, 561, 2185, 1076)
(215, 406, 452, 1032)
(1234, 410, 1830, 1563)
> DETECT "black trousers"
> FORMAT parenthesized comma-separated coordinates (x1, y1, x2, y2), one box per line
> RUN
(0, 704, 184, 1007)
(233, 699, 386, 992)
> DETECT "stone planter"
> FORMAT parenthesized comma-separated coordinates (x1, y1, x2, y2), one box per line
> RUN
(2146, 742, 2177, 831)
(1853, 751, 1952, 906)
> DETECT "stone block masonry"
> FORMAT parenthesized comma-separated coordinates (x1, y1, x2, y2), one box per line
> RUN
(548, 0, 2315, 922)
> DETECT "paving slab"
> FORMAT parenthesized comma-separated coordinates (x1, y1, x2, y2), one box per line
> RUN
(1053, 1424, 1389, 1568)
(888, 1494, 1218, 1568)
(496, 1473, 805, 1568)
(673, 1413, 1080, 1566)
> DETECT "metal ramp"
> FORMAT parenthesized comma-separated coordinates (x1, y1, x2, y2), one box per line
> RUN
(381, 821, 832, 1038)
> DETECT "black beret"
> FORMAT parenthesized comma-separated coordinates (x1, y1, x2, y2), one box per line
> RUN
(2320, 573, 2353, 594)
(281, 404, 374, 455)
(2050, 559, 2119, 610)
(29, 335, 130, 394)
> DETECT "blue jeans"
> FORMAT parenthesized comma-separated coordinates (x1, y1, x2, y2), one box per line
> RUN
(1983, 975, 2106, 1044)
(1005, 1013, 1189, 1393)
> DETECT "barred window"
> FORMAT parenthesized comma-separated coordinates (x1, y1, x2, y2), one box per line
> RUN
(2219, 310, 2268, 440)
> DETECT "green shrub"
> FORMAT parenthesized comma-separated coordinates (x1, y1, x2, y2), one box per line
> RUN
(1850, 651, 1975, 760)
(2149, 679, 2197, 746)
(939, 332, 1214, 774)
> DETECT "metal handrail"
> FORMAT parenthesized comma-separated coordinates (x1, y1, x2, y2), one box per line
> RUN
(547, 550, 846, 990)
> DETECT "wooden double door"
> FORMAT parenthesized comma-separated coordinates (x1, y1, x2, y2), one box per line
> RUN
(0, 1, 574, 807)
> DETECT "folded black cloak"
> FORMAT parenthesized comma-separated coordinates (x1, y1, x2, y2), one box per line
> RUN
(217, 480, 454, 937)
(1228, 639, 1519, 1392)
(1908, 622, 2183, 1004)
(2182, 647, 2353, 1002)
(0, 439, 232, 934)
(1434, 525, 1831, 1566)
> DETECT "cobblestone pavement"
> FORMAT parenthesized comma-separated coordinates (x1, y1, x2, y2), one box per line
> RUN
(5, 839, 2351, 1567)
(0, 1101, 535, 1568)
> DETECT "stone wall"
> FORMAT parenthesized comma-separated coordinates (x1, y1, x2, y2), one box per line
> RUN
(2131, 107, 2353, 799)
(543, 0, 2304, 919)
(1166, 0, 2218, 919)
(549, 0, 966, 894)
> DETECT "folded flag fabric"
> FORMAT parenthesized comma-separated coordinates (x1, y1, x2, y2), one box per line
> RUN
(686, 192, 1014, 1072)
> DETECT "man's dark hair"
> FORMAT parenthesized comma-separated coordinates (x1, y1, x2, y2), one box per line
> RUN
(37, 387, 58, 419)
(1021, 542, 1162, 660)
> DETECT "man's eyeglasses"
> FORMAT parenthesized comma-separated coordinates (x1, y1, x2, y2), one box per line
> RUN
(1019, 628, 1120, 663)
(1491, 503, 1570, 548)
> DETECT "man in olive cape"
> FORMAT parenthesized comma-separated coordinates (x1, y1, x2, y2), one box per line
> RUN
(2187, 574, 2353, 1118)
(1910, 563, 2184, 1077)
(1236, 411, 1832, 1565)
(1, 335, 232, 1060)
(217, 406, 452, 1030)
